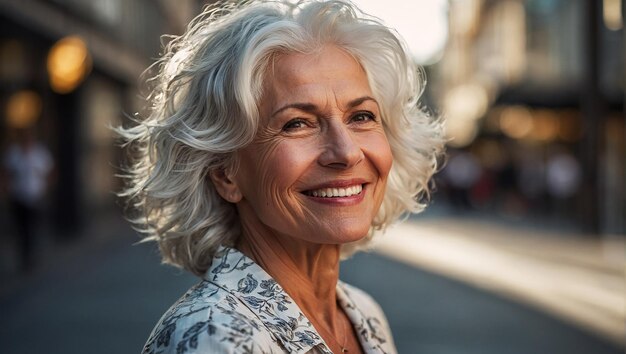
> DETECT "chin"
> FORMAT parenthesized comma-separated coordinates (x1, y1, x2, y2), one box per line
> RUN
(317, 224, 371, 245)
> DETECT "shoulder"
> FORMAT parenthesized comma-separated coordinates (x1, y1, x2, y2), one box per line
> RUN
(142, 280, 276, 354)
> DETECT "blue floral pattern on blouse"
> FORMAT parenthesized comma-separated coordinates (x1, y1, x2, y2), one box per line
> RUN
(142, 246, 397, 354)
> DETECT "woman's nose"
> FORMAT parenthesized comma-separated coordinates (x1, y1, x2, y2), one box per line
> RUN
(318, 122, 364, 169)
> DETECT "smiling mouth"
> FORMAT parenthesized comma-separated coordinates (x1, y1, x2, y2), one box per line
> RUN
(303, 184, 364, 198)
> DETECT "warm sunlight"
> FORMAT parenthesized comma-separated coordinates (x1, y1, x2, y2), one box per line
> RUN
(352, 0, 449, 64)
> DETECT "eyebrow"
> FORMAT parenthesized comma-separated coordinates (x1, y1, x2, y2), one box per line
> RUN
(270, 96, 378, 118)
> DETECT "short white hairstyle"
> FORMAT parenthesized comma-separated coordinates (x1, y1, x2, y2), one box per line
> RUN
(119, 0, 444, 276)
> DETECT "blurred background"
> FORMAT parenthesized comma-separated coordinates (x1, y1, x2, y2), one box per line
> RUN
(0, 0, 623, 353)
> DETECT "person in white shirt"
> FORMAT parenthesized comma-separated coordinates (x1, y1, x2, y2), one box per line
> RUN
(3, 128, 53, 271)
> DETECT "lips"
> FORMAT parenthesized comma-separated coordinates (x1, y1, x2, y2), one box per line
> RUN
(304, 184, 363, 198)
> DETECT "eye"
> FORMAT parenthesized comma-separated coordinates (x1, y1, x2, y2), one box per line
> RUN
(351, 111, 377, 123)
(282, 118, 309, 132)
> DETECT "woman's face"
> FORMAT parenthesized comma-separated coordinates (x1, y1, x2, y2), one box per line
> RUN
(231, 45, 393, 245)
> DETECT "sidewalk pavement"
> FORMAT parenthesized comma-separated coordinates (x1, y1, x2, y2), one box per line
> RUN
(1, 210, 623, 351)
(0, 209, 134, 299)
(373, 217, 626, 347)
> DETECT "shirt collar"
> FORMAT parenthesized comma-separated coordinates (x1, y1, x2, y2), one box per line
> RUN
(204, 246, 331, 354)
(337, 282, 394, 353)
(205, 246, 393, 354)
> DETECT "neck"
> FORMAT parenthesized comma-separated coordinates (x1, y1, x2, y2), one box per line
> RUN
(233, 201, 364, 353)
(236, 209, 342, 327)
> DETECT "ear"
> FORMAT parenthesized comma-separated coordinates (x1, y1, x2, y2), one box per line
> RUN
(209, 168, 242, 203)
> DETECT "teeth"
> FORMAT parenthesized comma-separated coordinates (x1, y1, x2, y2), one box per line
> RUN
(309, 184, 363, 198)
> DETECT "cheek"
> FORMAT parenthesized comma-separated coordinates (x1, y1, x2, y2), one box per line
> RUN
(266, 140, 318, 189)
(363, 132, 393, 180)
(234, 143, 276, 201)
(235, 139, 321, 229)
(236, 139, 316, 202)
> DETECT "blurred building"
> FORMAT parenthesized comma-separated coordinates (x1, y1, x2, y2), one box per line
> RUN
(434, 0, 624, 235)
(1, 0, 623, 240)
(0, 0, 211, 237)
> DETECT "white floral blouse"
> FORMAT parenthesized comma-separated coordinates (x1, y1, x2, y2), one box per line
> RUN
(142, 246, 397, 354)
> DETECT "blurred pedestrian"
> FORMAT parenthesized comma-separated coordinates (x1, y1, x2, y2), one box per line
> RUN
(517, 148, 546, 214)
(443, 150, 481, 211)
(546, 147, 581, 218)
(2, 128, 53, 271)
(120, 1, 443, 353)
(494, 148, 527, 217)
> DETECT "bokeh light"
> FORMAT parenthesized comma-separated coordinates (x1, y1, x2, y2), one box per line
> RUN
(499, 105, 534, 140)
(5, 90, 42, 129)
(603, 0, 623, 30)
(47, 36, 92, 94)
(443, 83, 489, 147)
(531, 109, 559, 142)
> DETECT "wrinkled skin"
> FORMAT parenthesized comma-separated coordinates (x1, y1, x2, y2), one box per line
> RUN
(234, 46, 392, 245)
(211, 45, 393, 354)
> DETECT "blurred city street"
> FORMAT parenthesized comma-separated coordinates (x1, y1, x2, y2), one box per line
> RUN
(0, 1, 624, 354)
(0, 212, 623, 354)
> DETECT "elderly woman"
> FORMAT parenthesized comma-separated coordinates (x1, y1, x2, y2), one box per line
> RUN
(122, 0, 442, 353)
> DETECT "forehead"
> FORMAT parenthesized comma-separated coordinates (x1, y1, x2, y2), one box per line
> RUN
(273, 46, 365, 83)
(261, 46, 372, 112)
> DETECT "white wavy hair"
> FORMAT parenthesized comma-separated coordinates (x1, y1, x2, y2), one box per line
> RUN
(119, 0, 444, 276)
